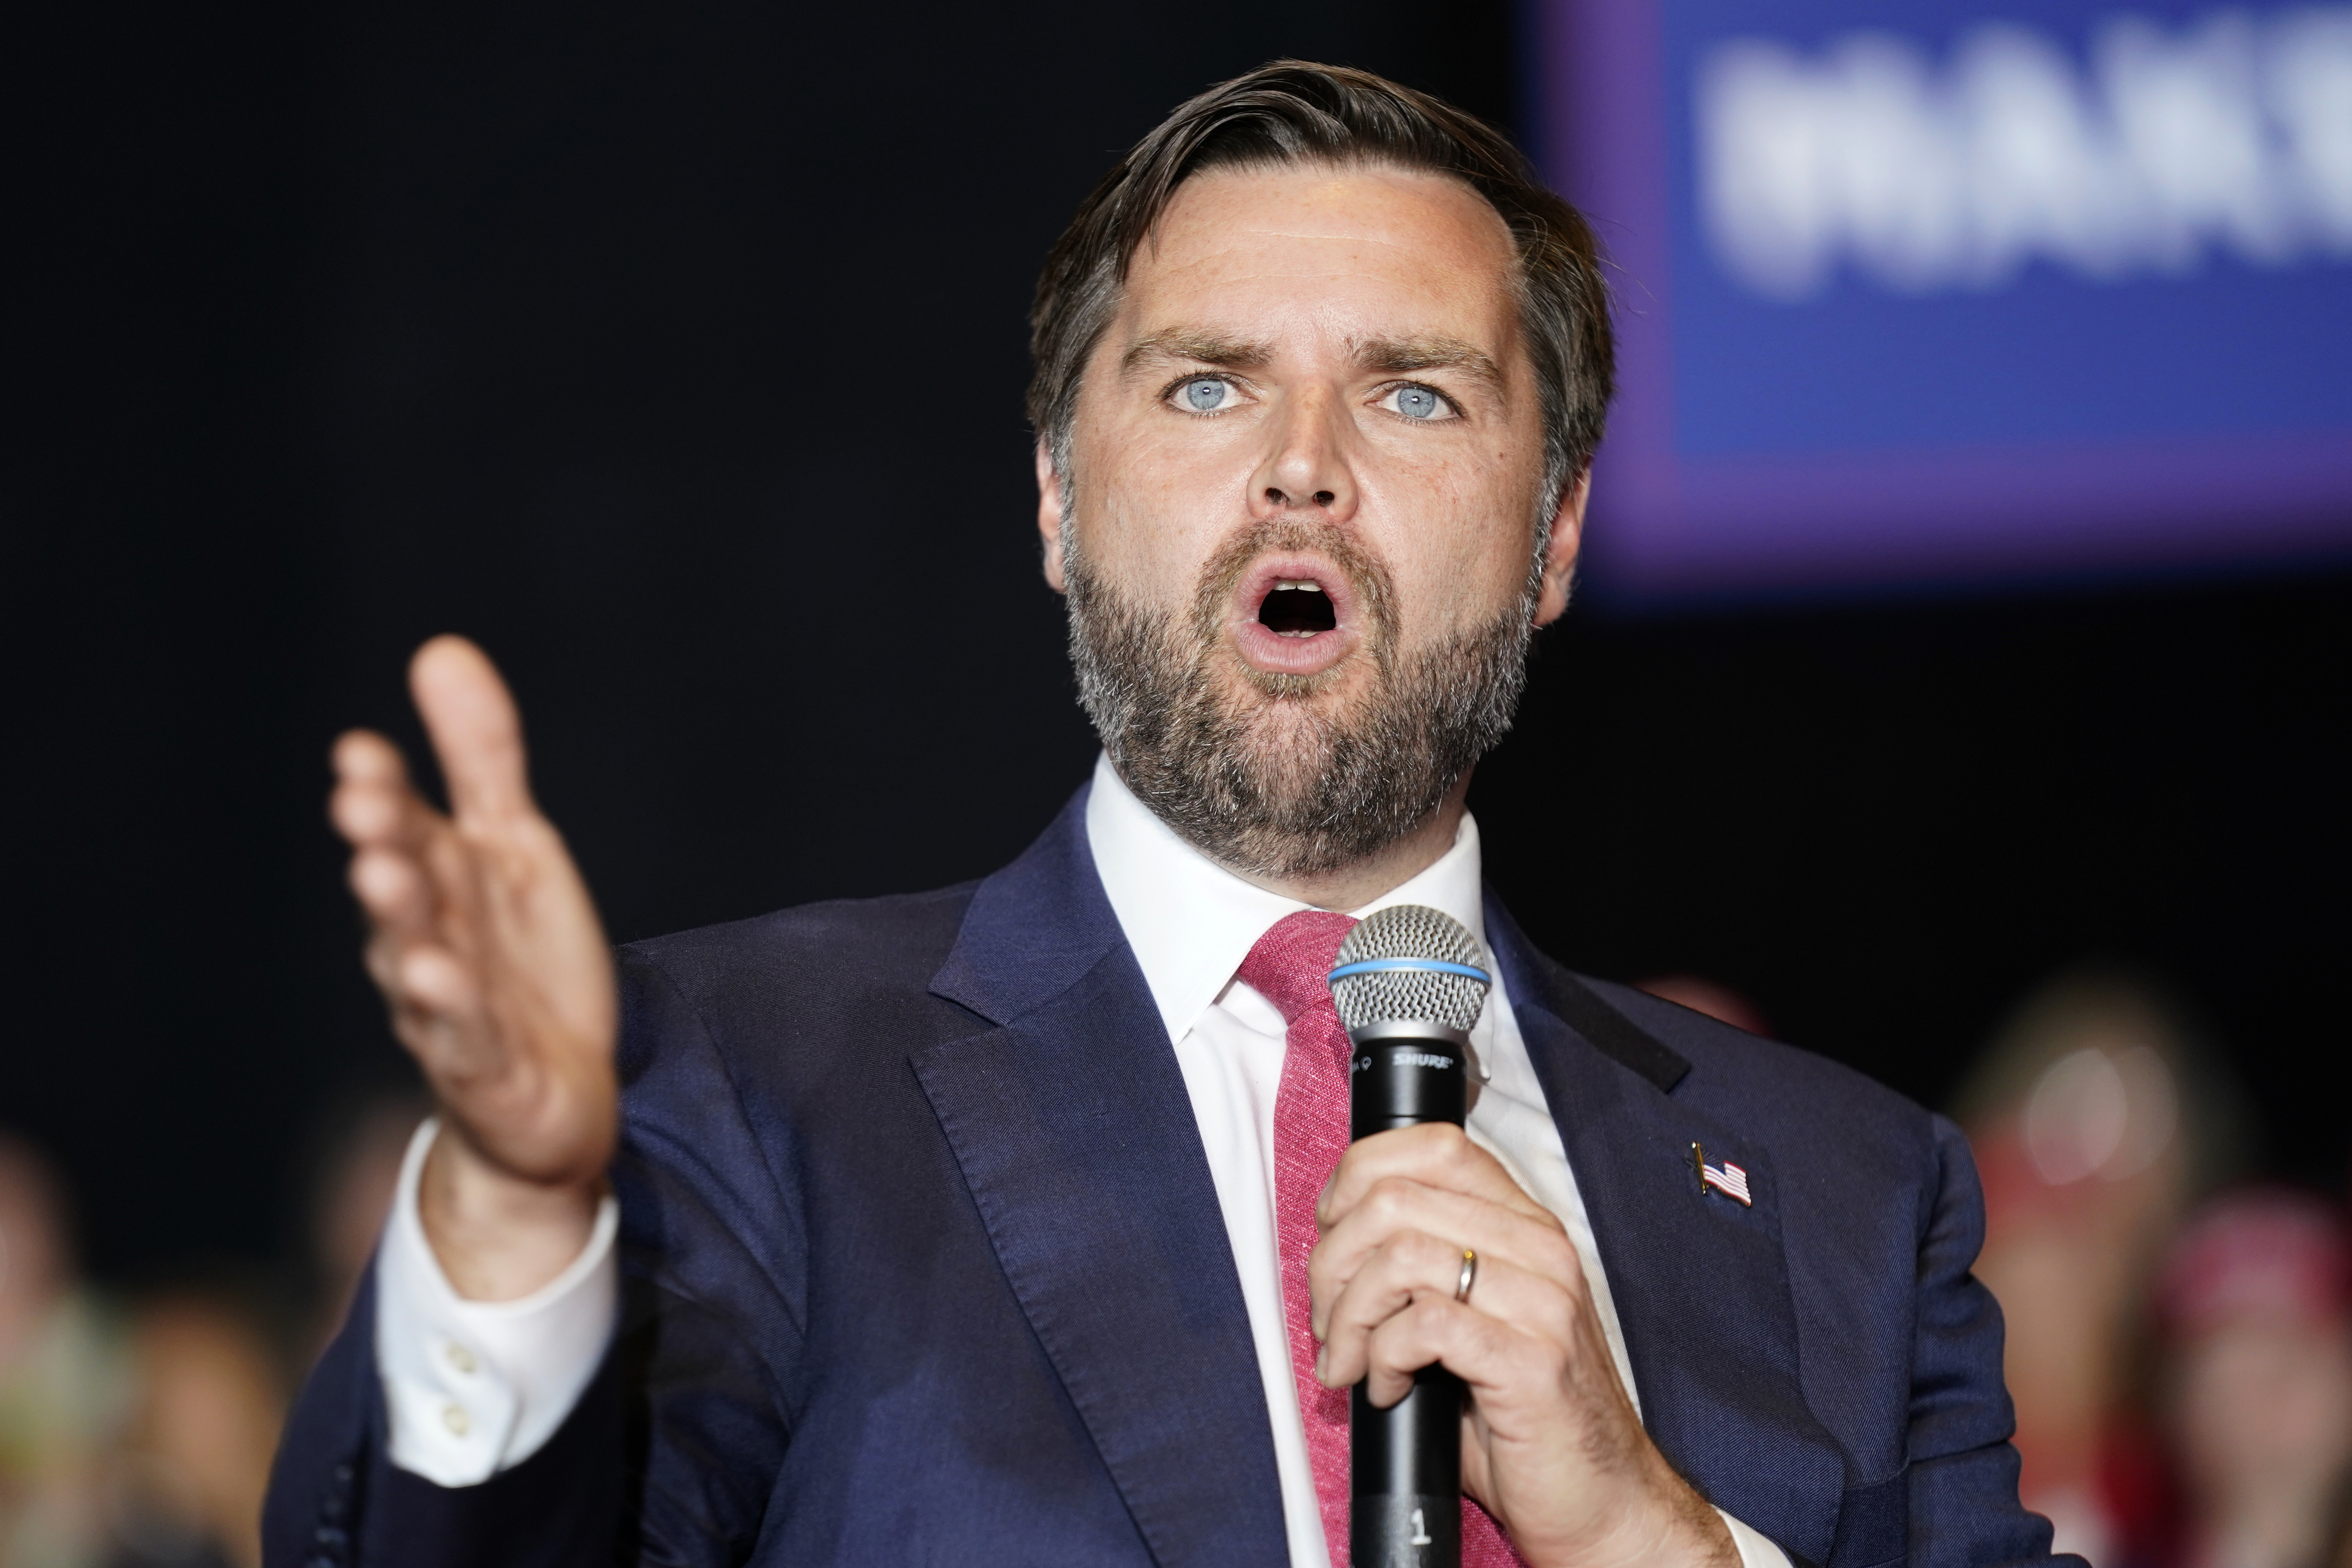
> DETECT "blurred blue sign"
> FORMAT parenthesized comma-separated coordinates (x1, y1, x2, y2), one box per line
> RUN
(1535, 0, 2352, 602)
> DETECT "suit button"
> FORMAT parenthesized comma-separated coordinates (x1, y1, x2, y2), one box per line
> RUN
(315, 1525, 350, 1551)
(442, 1402, 471, 1436)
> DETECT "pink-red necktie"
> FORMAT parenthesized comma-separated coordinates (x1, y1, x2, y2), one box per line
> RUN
(1238, 911, 1523, 1568)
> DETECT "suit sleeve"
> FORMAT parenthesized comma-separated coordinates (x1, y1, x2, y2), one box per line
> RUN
(599, 944, 809, 1562)
(263, 950, 805, 1568)
(1902, 1114, 2086, 1568)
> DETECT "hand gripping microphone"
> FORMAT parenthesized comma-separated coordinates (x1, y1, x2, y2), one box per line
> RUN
(1326, 904, 1493, 1568)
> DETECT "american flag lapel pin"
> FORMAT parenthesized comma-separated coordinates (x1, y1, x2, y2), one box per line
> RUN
(1691, 1142, 1753, 1207)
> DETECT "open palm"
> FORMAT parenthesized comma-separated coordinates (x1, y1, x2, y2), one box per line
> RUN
(330, 637, 616, 1195)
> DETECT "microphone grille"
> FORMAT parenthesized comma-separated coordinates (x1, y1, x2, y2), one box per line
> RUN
(1328, 904, 1491, 1033)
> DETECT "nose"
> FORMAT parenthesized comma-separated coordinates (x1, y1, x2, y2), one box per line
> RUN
(1248, 387, 1358, 524)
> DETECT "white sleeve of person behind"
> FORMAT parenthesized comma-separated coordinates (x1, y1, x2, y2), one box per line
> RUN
(373, 1117, 619, 1485)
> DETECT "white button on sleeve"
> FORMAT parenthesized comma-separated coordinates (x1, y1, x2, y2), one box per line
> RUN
(374, 1117, 619, 1486)
(1719, 1508, 1795, 1568)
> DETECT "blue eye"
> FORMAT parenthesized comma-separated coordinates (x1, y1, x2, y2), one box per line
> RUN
(1181, 378, 1230, 412)
(1394, 386, 1442, 420)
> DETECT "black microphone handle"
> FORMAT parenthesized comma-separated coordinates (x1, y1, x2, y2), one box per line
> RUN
(1347, 1032, 1468, 1568)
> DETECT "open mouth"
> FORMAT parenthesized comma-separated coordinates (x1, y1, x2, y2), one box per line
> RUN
(1258, 579, 1338, 638)
(1228, 552, 1361, 679)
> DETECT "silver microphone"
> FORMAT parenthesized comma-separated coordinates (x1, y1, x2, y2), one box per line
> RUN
(1325, 904, 1492, 1568)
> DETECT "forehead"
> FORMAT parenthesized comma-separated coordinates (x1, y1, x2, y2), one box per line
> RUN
(1122, 162, 1520, 341)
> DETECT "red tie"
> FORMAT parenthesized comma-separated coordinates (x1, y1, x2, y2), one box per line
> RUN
(1238, 911, 1524, 1568)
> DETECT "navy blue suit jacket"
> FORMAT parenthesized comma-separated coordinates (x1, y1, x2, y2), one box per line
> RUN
(265, 787, 2075, 1568)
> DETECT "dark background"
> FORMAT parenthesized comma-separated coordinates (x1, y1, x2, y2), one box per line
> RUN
(10, 0, 2345, 1283)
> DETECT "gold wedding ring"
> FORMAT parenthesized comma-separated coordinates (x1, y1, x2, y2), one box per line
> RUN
(1455, 1248, 1477, 1304)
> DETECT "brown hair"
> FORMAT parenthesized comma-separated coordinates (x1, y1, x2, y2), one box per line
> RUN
(1027, 60, 1615, 507)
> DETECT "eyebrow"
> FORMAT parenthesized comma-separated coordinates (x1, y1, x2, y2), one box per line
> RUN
(1121, 329, 1274, 375)
(1351, 335, 1505, 395)
(1120, 327, 1507, 400)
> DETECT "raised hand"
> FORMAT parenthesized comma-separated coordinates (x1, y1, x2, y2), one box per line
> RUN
(330, 636, 617, 1299)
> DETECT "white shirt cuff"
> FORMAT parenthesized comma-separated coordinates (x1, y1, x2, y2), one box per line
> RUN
(1718, 1508, 1794, 1568)
(373, 1116, 618, 1486)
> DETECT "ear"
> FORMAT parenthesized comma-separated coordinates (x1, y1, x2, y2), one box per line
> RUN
(1036, 438, 1068, 595)
(1532, 470, 1591, 628)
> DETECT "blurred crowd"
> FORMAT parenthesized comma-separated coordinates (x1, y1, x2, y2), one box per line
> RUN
(1952, 973, 2352, 1568)
(5, 974, 2347, 1567)
(1651, 967, 2352, 1568)
(0, 1099, 418, 1568)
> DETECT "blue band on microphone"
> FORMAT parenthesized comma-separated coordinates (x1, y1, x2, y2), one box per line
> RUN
(1326, 958, 1491, 986)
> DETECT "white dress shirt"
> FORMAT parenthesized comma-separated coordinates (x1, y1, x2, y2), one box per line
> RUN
(373, 753, 1788, 1566)
(375, 1114, 617, 1485)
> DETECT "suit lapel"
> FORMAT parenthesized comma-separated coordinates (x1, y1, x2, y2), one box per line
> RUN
(915, 791, 1287, 1568)
(1487, 899, 1848, 1565)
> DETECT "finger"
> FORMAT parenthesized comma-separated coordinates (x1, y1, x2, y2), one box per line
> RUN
(330, 730, 436, 850)
(393, 945, 486, 1040)
(1319, 1237, 1576, 1392)
(349, 845, 434, 936)
(1355, 1291, 1626, 1425)
(1322, 1123, 1550, 1230)
(1353, 1293, 1539, 1409)
(364, 933, 493, 1082)
(333, 727, 410, 792)
(1312, 1175, 1581, 1335)
(409, 635, 534, 825)
(358, 918, 484, 1027)
(1384, 1313, 1638, 1482)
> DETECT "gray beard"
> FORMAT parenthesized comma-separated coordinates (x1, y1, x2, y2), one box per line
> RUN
(1064, 515, 1537, 881)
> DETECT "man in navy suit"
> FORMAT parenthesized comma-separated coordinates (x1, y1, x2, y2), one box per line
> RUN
(268, 63, 2074, 1568)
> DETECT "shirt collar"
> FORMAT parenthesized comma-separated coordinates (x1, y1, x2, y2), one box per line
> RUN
(1083, 751, 1490, 1044)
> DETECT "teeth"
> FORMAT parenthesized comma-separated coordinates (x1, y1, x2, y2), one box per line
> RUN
(1273, 580, 1325, 593)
